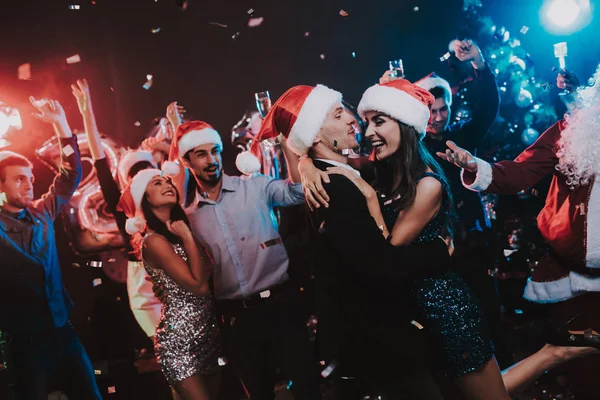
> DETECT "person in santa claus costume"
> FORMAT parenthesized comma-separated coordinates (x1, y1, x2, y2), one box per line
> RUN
(437, 64, 600, 398)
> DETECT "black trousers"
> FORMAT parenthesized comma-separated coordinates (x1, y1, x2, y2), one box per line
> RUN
(0, 324, 102, 400)
(218, 289, 321, 400)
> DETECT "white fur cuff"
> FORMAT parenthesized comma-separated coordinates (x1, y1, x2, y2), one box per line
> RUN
(461, 157, 492, 192)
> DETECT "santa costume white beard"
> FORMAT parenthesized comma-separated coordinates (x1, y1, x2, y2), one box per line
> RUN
(556, 64, 600, 188)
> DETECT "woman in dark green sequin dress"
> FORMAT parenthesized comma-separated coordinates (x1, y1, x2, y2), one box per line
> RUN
(328, 79, 507, 400)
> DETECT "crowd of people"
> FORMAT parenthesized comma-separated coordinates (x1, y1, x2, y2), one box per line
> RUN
(1, 39, 600, 400)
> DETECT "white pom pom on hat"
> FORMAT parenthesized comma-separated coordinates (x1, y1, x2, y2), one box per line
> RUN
(235, 150, 262, 176)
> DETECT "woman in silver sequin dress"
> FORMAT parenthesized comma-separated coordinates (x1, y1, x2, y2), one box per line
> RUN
(118, 170, 223, 400)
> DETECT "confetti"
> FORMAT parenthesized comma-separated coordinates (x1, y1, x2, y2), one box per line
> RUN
(320, 54, 326, 60)
(110, 87, 114, 92)
(93, 278, 102, 287)
(410, 320, 424, 329)
(218, 357, 227, 366)
(134, 121, 141, 127)
(232, 32, 240, 40)
(321, 360, 338, 378)
(18, 63, 31, 80)
(143, 74, 153, 90)
(520, 25, 529, 34)
(209, 22, 228, 28)
(352, 51, 356, 58)
(107, 386, 116, 394)
(151, 27, 161, 33)
(72, 263, 80, 268)
(247, 8, 254, 15)
(94, 369, 101, 375)
(440, 52, 451, 62)
(248, 17, 264, 27)
(503, 249, 517, 257)
(69, 4, 81, 10)
(304, 31, 310, 37)
(413, 6, 419, 11)
(62, 144, 75, 157)
(66, 54, 81, 64)
(339, 9, 349, 16)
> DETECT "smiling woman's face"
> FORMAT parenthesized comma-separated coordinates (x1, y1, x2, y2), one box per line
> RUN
(144, 176, 178, 208)
(364, 111, 401, 160)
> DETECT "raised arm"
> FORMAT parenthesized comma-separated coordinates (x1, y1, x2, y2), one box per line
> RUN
(452, 40, 499, 152)
(30, 97, 82, 220)
(143, 223, 209, 296)
(438, 121, 562, 193)
(72, 79, 103, 160)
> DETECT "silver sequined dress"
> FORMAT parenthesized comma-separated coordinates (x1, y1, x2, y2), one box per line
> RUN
(143, 238, 222, 385)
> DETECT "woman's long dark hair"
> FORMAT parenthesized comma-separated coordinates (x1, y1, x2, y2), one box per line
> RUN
(370, 120, 455, 237)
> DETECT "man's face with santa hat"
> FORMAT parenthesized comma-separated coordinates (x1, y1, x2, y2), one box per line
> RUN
(183, 143, 223, 184)
(314, 102, 359, 152)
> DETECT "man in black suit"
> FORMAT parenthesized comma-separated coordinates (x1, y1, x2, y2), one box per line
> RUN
(254, 84, 451, 399)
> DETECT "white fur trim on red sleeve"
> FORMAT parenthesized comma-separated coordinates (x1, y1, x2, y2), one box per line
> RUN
(461, 157, 492, 192)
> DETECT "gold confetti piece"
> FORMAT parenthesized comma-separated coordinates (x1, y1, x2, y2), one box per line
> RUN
(520, 25, 529, 34)
(248, 17, 264, 28)
(66, 54, 81, 64)
(339, 9, 349, 16)
(94, 370, 101, 375)
(151, 27, 161, 33)
(18, 63, 31, 80)
(209, 22, 228, 28)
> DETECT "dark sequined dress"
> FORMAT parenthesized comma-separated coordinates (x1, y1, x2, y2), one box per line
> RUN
(381, 172, 494, 376)
(143, 234, 223, 384)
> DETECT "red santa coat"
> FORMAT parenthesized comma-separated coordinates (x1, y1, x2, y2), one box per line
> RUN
(462, 120, 600, 303)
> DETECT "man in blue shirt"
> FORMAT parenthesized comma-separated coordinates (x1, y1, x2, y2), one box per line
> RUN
(169, 120, 320, 399)
(0, 98, 101, 399)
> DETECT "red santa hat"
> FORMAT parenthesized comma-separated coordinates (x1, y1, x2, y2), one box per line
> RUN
(162, 120, 223, 204)
(235, 84, 342, 175)
(117, 149, 157, 188)
(117, 166, 180, 235)
(414, 73, 453, 106)
(168, 120, 223, 161)
(357, 78, 435, 139)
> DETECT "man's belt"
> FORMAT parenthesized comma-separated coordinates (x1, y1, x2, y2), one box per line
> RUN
(218, 281, 290, 310)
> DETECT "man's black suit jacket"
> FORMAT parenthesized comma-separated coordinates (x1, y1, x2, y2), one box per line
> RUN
(307, 160, 451, 377)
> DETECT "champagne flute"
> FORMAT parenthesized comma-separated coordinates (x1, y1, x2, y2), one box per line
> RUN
(255, 91, 272, 119)
(388, 59, 405, 79)
(554, 42, 572, 96)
